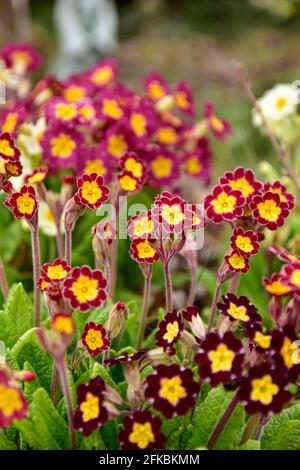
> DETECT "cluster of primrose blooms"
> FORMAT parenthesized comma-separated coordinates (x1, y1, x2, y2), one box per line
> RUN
(0, 43, 300, 451)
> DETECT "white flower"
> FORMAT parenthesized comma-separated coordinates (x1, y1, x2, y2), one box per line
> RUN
(17, 117, 46, 157)
(39, 201, 65, 237)
(252, 83, 299, 126)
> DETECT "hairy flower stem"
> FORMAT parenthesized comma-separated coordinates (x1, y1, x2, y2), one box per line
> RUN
(58, 357, 76, 450)
(55, 223, 64, 259)
(50, 365, 61, 405)
(241, 413, 261, 444)
(163, 259, 173, 313)
(207, 277, 222, 333)
(238, 66, 300, 196)
(228, 273, 241, 294)
(137, 269, 152, 350)
(187, 263, 197, 306)
(206, 393, 239, 450)
(64, 228, 73, 266)
(0, 256, 9, 299)
(30, 226, 41, 327)
(109, 195, 119, 300)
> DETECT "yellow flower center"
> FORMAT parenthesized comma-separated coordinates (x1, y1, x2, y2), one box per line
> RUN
(124, 157, 143, 178)
(84, 160, 106, 176)
(229, 178, 254, 197)
(12, 51, 31, 67)
(0, 138, 14, 157)
(45, 207, 55, 223)
(136, 240, 156, 259)
(27, 171, 46, 184)
(2, 113, 17, 133)
(133, 217, 154, 236)
(108, 134, 128, 158)
(81, 181, 102, 204)
(235, 235, 253, 253)
(0, 384, 23, 417)
(209, 115, 224, 132)
(102, 99, 123, 119)
(257, 199, 281, 222)
(79, 105, 95, 120)
(265, 281, 291, 296)
(211, 192, 237, 214)
(52, 315, 74, 335)
(51, 134, 76, 159)
(163, 321, 179, 343)
(47, 264, 68, 280)
(130, 113, 147, 137)
(228, 252, 246, 270)
(129, 422, 154, 449)
(119, 174, 137, 192)
(250, 375, 279, 405)
(91, 66, 113, 86)
(16, 193, 35, 215)
(280, 337, 300, 368)
(151, 156, 172, 178)
(176, 91, 189, 109)
(290, 269, 300, 288)
(148, 81, 165, 100)
(159, 376, 187, 406)
(186, 156, 202, 175)
(55, 103, 77, 121)
(254, 331, 271, 349)
(85, 329, 104, 351)
(71, 275, 98, 303)
(80, 392, 99, 422)
(64, 85, 85, 102)
(275, 96, 287, 110)
(227, 303, 249, 321)
(157, 127, 178, 145)
(161, 205, 184, 225)
(208, 344, 235, 373)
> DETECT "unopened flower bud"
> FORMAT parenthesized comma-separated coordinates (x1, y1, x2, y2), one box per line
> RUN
(64, 197, 86, 232)
(192, 120, 209, 138)
(105, 302, 128, 339)
(145, 347, 172, 366)
(124, 364, 143, 409)
(180, 329, 198, 347)
(155, 94, 175, 113)
(14, 370, 36, 382)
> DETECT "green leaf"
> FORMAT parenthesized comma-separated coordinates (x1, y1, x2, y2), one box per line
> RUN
(16, 388, 70, 450)
(239, 440, 261, 450)
(261, 405, 300, 450)
(14, 419, 41, 449)
(31, 388, 69, 449)
(8, 328, 52, 392)
(0, 431, 17, 450)
(80, 430, 107, 450)
(23, 360, 41, 402)
(188, 387, 245, 450)
(91, 362, 118, 391)
(0, 283, 33, 348)
(100, 419, 120, 450)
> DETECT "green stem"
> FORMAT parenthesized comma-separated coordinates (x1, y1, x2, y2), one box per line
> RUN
(50, 364, 61, 405)
(58, 357, 76, 450)
(207, 276, 222, 333)
(163, 259, 173, 313)
(30, 227, 41, 327)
